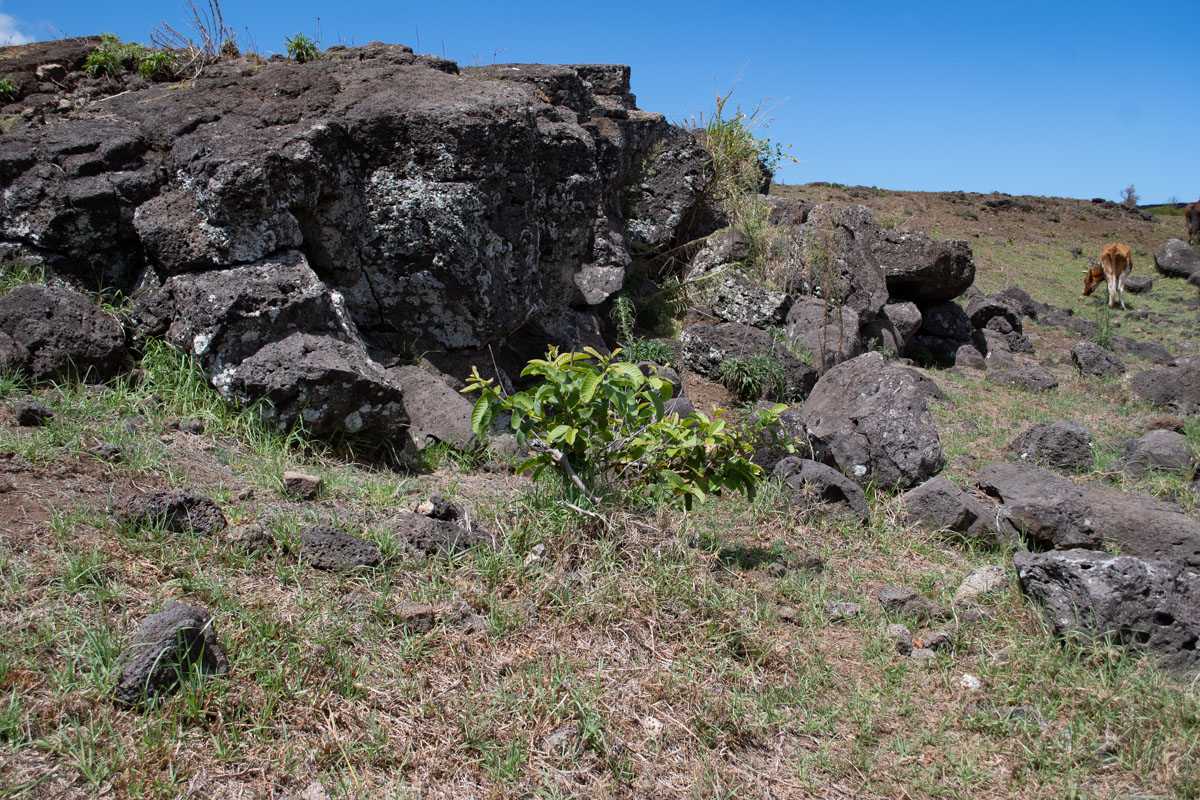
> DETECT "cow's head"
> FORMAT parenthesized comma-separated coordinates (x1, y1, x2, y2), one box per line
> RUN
(1082, 263, 1105, 296)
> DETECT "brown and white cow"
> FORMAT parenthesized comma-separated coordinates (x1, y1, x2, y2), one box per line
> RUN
(1186, 200, 1200, 245)
(1082, 242, 1133, 309)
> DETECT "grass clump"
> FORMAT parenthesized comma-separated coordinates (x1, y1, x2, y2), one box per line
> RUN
(284, 32, 320, 63)
(715, 353, 785, 402)
(84, 34, 177, 81)
(0, 74, 19, 102)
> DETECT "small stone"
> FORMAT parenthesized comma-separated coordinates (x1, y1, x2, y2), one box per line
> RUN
(89, 443, 122, 463)
(523, 544, 546, 568)
(114, 491, 227, 536)
(235, 488, 254, 501)
(113, 602, 229, 707)
(178, 418, 206, 435)
(299, 525, 382, 571)
(228, 524, 274, 554)
(825, 601, 861, 621)
(886, 623, 913, 655)
(954, 565, 1008, 606)
(282, 471, 323, 500)
(776, 604, 799, 624)
(36, 63, 68, 82)
(876, 585, 951, 621)
(15, 397, 53, 427)
(918, 630, 953, 652)
(642, 715, 664, 739)
(544, 724, 580, 754)
(959, 673, 983, 691)
(767, 561, 788, 578)
(910, 647, 938, 664)
(121, 416, 148, 434)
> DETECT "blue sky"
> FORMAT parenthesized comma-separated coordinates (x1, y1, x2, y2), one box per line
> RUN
(3, 1, 1197, 203)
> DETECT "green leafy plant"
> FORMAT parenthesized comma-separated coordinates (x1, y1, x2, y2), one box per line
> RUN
(715, 353, 786, 402)
(284, 32, 320, 63)
(609, 294, 675, 365)
(84, 34, 160, 79)
(137, 50, 178, 80)
(464, 346, 782, 508)
(0, 74, 19, 102)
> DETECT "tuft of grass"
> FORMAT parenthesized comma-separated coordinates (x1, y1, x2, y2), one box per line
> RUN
(714, 353, 785, 402)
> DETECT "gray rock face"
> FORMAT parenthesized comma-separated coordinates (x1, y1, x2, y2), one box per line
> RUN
(300, 525, 383, 571)
(1007, 420, 1094, 473)
(872, 230, 976, 303)
(987, 364, 1059, 392)
(902, 476, 1016, 546)
(114, 491, 227, 536)
(114, 603, 229, 707)
(772, 456, 869, 521)
(1153, 239, 1200, 279)
(220, 333, 410, 439)
(1113, 430, 1197, 479)
(803, 352, 946, 490)
(861, 301, 922, 356)
(622, 126, 712, 250)
(710, 273, 792, 329)
(680, 323, 818, 401)
(1014, 549, 1200, 673)
(1071, 341, 1125, 377)
(918, 300, 973, 342)
(1130, 358, 1200, 415)
(784, 296, 862, 369)
(780, 203, 890, 322)
(976, 462, 1100, 550)
(0, 284, 128, 382)
(389, 365, 478, 451)
(1080, 484, 1200, 569)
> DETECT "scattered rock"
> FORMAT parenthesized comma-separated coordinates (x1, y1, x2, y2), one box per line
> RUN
(910, 647, 938, 664)
(710, 272, 793, 329)
(772, 456, 869, 521)
(825, 601, 861, 621)
(803, 352, 946, 490)
(876, 585, 951, 622)
(282, 471, 323, 501)
(88, 442, 122, 462)
(886, 623, 914, 655)
(992, 285, 1042, 320)
(959, 673, 983, 691)
(1130, 357, 1200, 415)
(178, 418, 206, 435)
(1124, 275, 1153, 294)
(1007, 420, 1094, 473)
(1070, 341, 1125, 377)
(902, 476, 1017, 546)
(396, 599, 481, 634)
(680, 322, 817, 401)
(14, 396, 53, 426)
(965, 297, 1022, 333)
(389, 510, 495, 557)
(987, 364, 1058, 392)
(299, 524, 382, 571)
(114, 602, 229, 707)
(976, 463, 1099, 550)
(0, 284, 129, 382)
(114, 491, 227, 536)
(918, 630, 953, 652)
(784, 296, 862, 369)
(390, 364, 479, 451)
(227, 524, 274, 554)
(1153, 239, 1200, 279)
(1014, 549, 1200, 672)
(1079, 484, 1200, 569)
(1111, 335, 1172, 365)
(1112, 430, 1197, 479)
(954, 565, 1008, 606)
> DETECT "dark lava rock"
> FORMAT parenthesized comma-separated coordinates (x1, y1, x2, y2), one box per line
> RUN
(114, 491, 227, 536)
(803, 352, 945, 490)
(976, 462, 1100, 550)
(872, 228, 976, 303)
(1124, 275, 1153, 294)
(389, 364, 478, 451)
(1007, 420, 1094, 473)
(861, 301, 922, 356)
(1110, 335, 1172, 365)
(918, 300, 973, 342)
(992, 285, 1042, 320)
(282, 471, 323, 501)
(390, 510, 495, 556)
(876, 585, 951, 622)
(1130, 357, 1200, 415)
(300, 524, 383, 571)
(1014, 549, 1200, 673)
(780, 203, 890, 320)
(772, 456, 869, 521)
(0, 284, 128, 382)
(1070, 341, 1125, 377)
(1153, 239, 1200, 279)
(88, 442, 122, 462)
(1112, 430, 1197, 479)
(987, 364, 1058, 392)
(14, 396, 53, 426)
(680, 322, 818, 401)
(965, 297, 1022, 333)
(902, 476, 1018, 546)
(114, 602, 229, 707)
(710, 272, 792, 329)
(1080, 484, 1200, 570)
(749, 403, 808, 472)
(784, 296, 862, 369)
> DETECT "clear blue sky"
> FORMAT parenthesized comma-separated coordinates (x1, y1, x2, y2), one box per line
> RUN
(3, 1, 1197, 203)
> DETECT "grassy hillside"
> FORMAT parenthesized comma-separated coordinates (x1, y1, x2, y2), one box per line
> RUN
(2, 185, 1199, 799)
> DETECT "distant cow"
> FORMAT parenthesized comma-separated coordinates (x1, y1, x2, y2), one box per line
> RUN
(1186, 200, 1200, 245)
(1082, 242, 1133, 309)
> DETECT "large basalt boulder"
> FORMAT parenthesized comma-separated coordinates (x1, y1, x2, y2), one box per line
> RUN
(901, 476, 1017, 546)
(710, 273, 792, 329)
(217, 333, 409, 440)
(1130, 356, 1200, 415)
(1007, 420, 1094, 473)
(622, 126, 712, 249)
(871, 230, 975, 303)
(779, 204, 890, 322)
(784, 297, 862, 369)
(0, 284, 129, 382)
(1111, 430, 1197, 479)
(918, 300, 973, 342)
(114, 603, 229, 707)
(388, 365, 478, 451)
(976, 462, 1100, 550)
(802, 352, 946, 490)
(1153, 239, 1200, 279)
(772, 456, 869, 521)
(1071, 341, 1125, 377)
(964, 297, 1022, 334)
(1014, 549, 1200, 673)
(1079, 484, 1200, 570)
(991, 285, 1042, 320)
(987, 364, 1059, 392)
(861, 301, 922, 356)
(680, 323, 817, 401)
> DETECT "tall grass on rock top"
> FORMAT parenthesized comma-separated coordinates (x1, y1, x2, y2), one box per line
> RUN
(465, 346, 784, 509)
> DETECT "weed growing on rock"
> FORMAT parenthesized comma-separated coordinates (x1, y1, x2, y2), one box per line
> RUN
(285, 32, 320, 63)
(0, 75, 19, 102)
